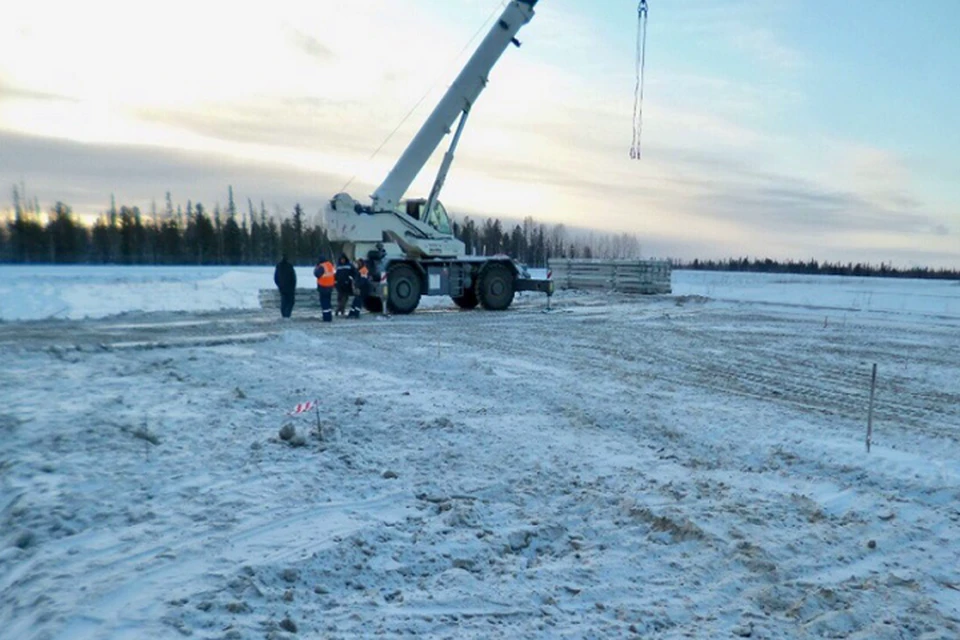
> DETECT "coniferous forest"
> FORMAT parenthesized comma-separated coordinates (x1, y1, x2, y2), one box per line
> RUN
(0, 186, 641, 267)
(1, 185, 957, 279)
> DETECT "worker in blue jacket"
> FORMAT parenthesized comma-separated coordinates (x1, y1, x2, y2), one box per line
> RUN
(349, 258, 370, 318)
(334, 254, 357, 317)
(273, 255, 297, 318)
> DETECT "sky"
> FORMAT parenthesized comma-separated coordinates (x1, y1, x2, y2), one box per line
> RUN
(1, 0, 958, 267)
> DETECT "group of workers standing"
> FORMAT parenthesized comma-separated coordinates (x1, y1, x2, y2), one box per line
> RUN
(272, 253, 372, 321)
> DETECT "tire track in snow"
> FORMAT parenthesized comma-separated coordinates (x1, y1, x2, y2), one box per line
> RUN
(54, 492, 410, 640)
(478, 307, 958, 441)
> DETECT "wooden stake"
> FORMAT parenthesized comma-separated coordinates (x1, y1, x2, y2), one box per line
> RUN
(866, 363, 877, 453)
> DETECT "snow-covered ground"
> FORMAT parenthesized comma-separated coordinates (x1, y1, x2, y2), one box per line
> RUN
(677, 271, 960, 320)
(3, 265, 958, 322)
(1, 269, 959, 639)
(0, 266, 315, 322)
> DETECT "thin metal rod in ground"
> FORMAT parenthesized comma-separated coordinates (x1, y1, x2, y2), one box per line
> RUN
(866, 363, 878, 452)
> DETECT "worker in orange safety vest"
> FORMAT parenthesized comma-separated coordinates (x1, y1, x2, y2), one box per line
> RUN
(313, 255, 336, 322)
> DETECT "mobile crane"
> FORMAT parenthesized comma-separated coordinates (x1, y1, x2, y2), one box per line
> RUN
(324, 0, 553, 314)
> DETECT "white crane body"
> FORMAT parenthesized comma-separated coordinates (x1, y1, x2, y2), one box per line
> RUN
(325, 0, 552, 314)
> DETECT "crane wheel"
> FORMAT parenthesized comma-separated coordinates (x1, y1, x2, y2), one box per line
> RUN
(477, 263, 515, 311)
(451, 286, 479, 310)
(386, 263, 422, 314)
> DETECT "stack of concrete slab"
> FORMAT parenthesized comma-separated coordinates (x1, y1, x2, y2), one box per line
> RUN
(258, 288, 323, 309)
(548, 259, 672, 294)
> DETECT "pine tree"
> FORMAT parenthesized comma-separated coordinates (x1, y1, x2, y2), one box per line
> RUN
(119, 206, 138, 264)
(280, 217, 297, 263)
(246, 198, 257, 264)
(8, 188, 47, 263)
(47, 202, 87, 262)
(223, 207, 243, 265)
(108, 194, 120, 262)
(510, 224, 525, 261)
(184, 201, 196, 263)
(261, 201, 278, 261)
(535, 225, 546, 266)
(194, 203, 216, 265)
(292, 203, 304, 263)
(213, 204, 223, 264)
(159, 217, 180, 265)
(91, 216, 111, 263)
(460, 217, 477, 255)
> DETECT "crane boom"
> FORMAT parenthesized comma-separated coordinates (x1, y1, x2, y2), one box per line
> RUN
(371, 0, 538, 212)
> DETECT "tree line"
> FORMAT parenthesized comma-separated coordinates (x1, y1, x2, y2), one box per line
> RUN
(5, 185, 954, 278)
(0, 186, 643, 267)
(1, 186, 333, 266)
(678, 257, 960, 281)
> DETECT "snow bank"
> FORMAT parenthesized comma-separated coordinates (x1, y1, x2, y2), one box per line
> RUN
(0, 266, 316, 321)
(673, 270, 960, 319)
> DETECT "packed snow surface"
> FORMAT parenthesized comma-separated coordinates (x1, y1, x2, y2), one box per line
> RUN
(1, 269, 959, 639)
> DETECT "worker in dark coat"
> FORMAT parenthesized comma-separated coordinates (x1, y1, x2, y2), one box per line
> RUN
(314, 254, 336, 322)
(349, 258, 370, 318)
(334, 253, 356, 317)
(273, 255, 297, 318)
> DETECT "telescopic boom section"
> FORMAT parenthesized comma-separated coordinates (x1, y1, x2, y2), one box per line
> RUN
(371, 0, 538, 212)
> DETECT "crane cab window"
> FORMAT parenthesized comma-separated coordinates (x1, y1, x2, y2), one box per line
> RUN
(424, 201, 451, 235)
(405, 200, 421, 220)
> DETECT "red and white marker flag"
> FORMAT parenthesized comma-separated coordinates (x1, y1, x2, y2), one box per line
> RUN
(288, 399, 319, 416)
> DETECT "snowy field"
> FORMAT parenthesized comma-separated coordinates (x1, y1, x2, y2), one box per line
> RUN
(0, 265, 318, 322)
(1, 264, 958, 322)
(2, 267, 959, 639)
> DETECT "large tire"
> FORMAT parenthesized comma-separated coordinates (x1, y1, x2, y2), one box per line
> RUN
(477, 262, 515, 311)
(386, 263, 421, 314)
(451, 286, 479, 310)
(363, 296, 383, 313)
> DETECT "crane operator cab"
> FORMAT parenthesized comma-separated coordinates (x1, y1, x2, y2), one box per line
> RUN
(402, 198, 452, 235)
(325, 191, 465, 263)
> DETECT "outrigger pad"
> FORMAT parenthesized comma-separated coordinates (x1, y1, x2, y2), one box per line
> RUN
(515, 278, 554, 295)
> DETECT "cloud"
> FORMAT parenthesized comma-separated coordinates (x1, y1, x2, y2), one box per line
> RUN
(697, 180, 941, 236)
(724, 23, 804, 70)
(285, 26, 336, 63)
(133, 97, 373, 156)
(0, 80, 77, 104)
(669, 1, 805, 71)
(0, 130, 349, 219)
